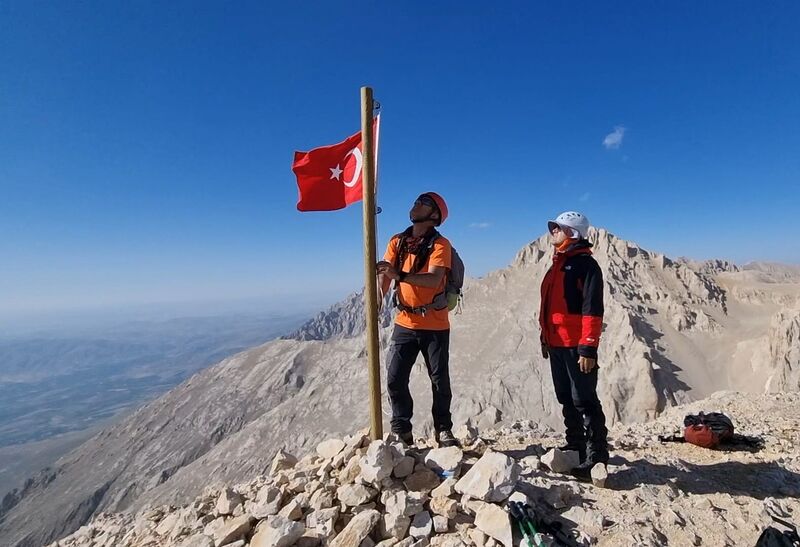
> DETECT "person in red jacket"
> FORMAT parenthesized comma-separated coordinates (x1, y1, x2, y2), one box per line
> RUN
(539, 211, 608, 479)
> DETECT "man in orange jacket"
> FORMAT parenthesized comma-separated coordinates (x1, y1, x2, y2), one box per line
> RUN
(539, 211, 608, 479)
(376, 192, 459, 448)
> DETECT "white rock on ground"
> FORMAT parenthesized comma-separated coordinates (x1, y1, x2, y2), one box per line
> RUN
(330, 509, 381, 547)
(455, 451, 520, 502)
(424, 447, 464, 477)
(590, 463, 608, 488)
(360, 441, 396, 484)
(250, 515, 305, 547)
(215, 488, 243, 516)
(540, 448, 580, 474)
(474, 502, 513, 547)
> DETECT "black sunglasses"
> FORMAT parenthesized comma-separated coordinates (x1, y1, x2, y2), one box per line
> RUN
(415, 196, 437, 208)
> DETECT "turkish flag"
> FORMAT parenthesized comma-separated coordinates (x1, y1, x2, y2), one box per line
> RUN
(292, 117, 379, 212)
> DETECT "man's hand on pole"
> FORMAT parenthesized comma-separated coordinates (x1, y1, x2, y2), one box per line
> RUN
(376, 261, 399, 281)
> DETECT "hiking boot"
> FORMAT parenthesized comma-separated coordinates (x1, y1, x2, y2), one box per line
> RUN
(570, 453, 608, 481)
(396, 431, 414, 446)
(569, 460, 596, 481)
(436, 430, 461, 448)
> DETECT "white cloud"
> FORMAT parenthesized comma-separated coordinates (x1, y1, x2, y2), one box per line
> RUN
(469, 222, 492, 229)
(603, 125, 626, 150)
(579, 192, 591, 202)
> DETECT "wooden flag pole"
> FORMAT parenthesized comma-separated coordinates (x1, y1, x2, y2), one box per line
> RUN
(360, 86, 383, 440)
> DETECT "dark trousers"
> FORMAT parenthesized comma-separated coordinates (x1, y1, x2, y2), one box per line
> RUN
(549, 346, 609, 461)
(386, 325, 453, 434)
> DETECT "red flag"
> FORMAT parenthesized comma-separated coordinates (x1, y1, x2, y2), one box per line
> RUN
(292, 118, 379, 212)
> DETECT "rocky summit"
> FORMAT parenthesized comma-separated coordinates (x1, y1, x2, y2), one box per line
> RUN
(49, 391, 800, 547)
(2, 229, 799, 547)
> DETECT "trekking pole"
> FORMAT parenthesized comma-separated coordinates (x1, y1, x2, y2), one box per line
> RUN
(522, 503, 573, 547)
(508, 502, 536, 547)
(508, 502, 545, 547)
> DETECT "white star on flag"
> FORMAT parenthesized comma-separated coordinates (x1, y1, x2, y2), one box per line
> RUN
(329, 164, 343, 180)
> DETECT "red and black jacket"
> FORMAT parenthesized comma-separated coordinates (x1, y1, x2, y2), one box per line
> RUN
(539, 240, 604, 358)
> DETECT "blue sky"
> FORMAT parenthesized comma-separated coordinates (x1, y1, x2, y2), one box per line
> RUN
(2, 1, 799, 317)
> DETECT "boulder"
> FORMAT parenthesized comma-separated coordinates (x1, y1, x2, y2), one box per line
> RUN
(360, 441, 396, 484)
(338, 484, 379, 507)
(216, 488, 243, 516)
(251, 515, 306, 547)
(409, 511, 433, 539)
(424, 447, 464, 478)
(540, 449, 580, 474)
(330, 509, 381, 547)
(454, 451, 520, 502)
(474, 503, 512, 547)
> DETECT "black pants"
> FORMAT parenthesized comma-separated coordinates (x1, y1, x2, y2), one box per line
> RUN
(386, 325, 452, 434)
(549, 346, 609, 462)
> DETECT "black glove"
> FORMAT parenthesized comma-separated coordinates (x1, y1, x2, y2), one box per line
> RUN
(540, 338, 549, 359)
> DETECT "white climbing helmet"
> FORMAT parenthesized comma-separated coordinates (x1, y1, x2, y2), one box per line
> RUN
(548, 211, 590, 239)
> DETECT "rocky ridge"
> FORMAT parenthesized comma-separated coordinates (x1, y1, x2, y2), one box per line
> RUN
(49, 391, 800, 547)
(3, 229, 799, 547)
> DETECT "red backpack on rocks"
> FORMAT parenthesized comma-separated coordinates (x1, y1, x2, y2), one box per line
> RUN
(683, 412, 734, 448)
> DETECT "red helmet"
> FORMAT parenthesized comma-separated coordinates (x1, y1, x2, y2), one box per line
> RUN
(421, 192, 448, 226)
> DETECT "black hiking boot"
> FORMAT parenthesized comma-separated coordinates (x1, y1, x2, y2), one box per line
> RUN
(436, 430, 461, 448)
(397, 431, 414, 447)
(570, 453, 608, 481)
(570, 460, 596, 481)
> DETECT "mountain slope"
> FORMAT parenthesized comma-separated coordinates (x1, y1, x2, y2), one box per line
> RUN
(1, 229, 798, 547)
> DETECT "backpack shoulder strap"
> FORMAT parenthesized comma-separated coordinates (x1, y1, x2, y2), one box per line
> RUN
(408, 229, 441, 274)
(392, 227, 414, 271)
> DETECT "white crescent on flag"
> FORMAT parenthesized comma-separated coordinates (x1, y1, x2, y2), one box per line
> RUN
(342, 147, 363, 188)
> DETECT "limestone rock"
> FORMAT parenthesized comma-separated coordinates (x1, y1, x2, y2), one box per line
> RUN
(251, 515, 305, 547)
(341, 455, 363, 484)
(424, 447, 464, 477)
(176, 535, 215, 547)
(454, 451, 520, 502)
(474, 503, 513, 547)
(541, 449, 580, 474)
(431, 478, 457, 499)
(409, 511, 433, 539)
(430, 534, 465, 547)
(338, 484, 379, 507)
(380, 512, 412, 540)
(430, 496, 458, 519)
(212, 514, 254, 547)
(309, 486, 336, 510)
(360, 441, 396, 484)
(383, 490, 425, 517)
(330, 509, 381, 547)
(591, 463, 608, 488)
(454, 424, 479, 445)
(468, 528, 488, 547)
(216, 488, 243, 516)
(249, 486, 284, 519)
(278, 498, 304, 521)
